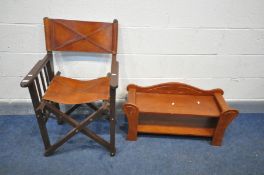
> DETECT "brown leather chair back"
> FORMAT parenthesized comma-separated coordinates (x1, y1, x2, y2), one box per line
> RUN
(43, 18, 118, 54)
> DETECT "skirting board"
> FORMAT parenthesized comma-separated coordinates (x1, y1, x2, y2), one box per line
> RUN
(0, 99, 263, 115)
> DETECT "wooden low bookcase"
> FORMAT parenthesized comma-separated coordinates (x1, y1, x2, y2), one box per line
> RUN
(123, 83, 239, 146)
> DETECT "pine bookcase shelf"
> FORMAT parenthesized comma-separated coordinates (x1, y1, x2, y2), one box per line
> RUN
(123, 82, 239, 146)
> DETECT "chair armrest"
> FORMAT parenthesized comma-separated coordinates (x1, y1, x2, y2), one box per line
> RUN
(20, 54, 52, 88)
(110, 59, 119, 88)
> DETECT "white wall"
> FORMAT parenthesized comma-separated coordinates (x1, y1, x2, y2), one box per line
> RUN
(0, 0, 264, 105)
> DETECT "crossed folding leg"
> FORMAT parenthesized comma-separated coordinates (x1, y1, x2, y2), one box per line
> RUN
(36, 100, 116, 156)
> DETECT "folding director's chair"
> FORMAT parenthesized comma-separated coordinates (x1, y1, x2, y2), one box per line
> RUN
(20, 18, 118, 156)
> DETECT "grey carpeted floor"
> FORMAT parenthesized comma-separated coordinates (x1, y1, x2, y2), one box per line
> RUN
(0, 113, 263, 175)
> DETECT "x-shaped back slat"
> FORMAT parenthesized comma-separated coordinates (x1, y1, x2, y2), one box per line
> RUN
(52, 20, 113, 53)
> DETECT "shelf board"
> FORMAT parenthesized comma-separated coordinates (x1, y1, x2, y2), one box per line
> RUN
(138, 124, 215, 137)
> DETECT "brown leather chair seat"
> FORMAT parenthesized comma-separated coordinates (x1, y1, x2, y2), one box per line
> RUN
(43, 76, 110, 104)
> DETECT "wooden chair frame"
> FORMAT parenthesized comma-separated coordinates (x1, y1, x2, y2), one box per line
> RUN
(20, 18, 118, 156)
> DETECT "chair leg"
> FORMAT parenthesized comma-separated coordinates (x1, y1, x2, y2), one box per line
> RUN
(44, 102, 113, 154)
(44, 105, 109, 156)
(44, 127, 78, 156)
(86, 103, 99, 111)
(87, 102, 110, 119)
(35, 113, 51, 153)
(65, 104, 81, 115)
(54, 103, 63, 125)
(109, 88, 116, 156)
